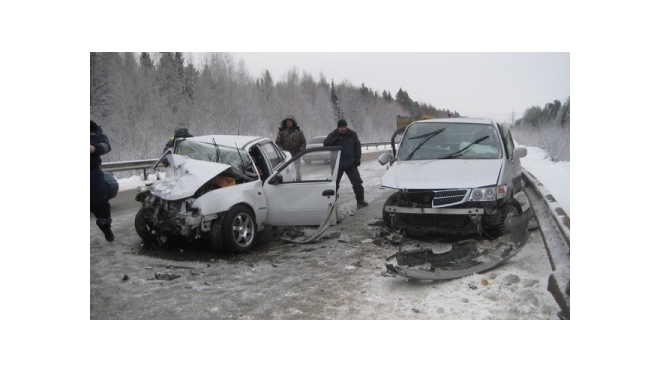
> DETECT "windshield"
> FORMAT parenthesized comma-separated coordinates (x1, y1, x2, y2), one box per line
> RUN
(175, 140, 252, 169)
(397, 122, 502, 161)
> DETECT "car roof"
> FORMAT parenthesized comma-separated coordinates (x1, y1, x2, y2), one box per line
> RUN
(186, 135, 270, 150)
(414, 117, 496, 126)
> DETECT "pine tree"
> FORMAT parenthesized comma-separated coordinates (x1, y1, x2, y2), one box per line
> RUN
(331, 79, 343, 121)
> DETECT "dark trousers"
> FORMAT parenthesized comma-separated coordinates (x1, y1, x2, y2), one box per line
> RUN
(90, 168, 111, 224)
(336, 166, 365, 201)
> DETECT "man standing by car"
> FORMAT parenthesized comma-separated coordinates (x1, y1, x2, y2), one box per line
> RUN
(164, 126, 194, 153)
(276, 115, 306, 181)
(90, 120, 114, 242)
(324, 119, 368, 208)
(162, 126, 193, 166)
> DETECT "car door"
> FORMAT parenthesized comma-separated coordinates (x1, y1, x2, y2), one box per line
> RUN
(261, 147, 341, 226)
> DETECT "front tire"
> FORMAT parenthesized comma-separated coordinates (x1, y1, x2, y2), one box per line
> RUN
(221, 205, 257, 253)
(484, 199, 523, 237)
(135, 207, 157, 242)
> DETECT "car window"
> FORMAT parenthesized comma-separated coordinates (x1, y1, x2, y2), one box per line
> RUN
(175, 139, 251, 169)
(261, 142, 285, 169)
(279, 149, 339, 183)
(308, 137, 325, 145)
(503, 129, 514, 159)
(398, 122, 502, 160)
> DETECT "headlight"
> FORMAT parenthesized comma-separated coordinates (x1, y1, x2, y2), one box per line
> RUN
(470, 186, 503, 201)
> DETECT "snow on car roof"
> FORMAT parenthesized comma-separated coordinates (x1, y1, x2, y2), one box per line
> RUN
(186, 135, 268, 150)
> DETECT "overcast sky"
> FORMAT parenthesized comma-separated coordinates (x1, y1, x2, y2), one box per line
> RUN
(224, 52, 569, 124)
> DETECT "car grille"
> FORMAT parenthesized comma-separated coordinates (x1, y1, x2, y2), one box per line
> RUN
(432, 189, 469, 207)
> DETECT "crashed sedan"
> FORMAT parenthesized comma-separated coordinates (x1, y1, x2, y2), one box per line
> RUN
(135, 135, 341, 252)
(378, 118, 533, 279)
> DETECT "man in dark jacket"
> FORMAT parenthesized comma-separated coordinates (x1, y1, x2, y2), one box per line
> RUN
(162, 127, 193, 166)
(90, 120, 114, 242)
(323, 119, 368, 208)
(164, 127, 193, 153)
(276, 115, 306, 181)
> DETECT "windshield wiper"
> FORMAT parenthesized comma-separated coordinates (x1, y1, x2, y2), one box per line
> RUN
(404, 128, 446, 161)
(442, 136, 488, 159)
(212, 138, 221, 162)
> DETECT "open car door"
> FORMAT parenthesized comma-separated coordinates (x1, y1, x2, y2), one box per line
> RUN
(262, 147, 341, 226)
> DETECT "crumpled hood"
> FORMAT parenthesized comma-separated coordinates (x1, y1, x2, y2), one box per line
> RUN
(381, 159, 502, 190)
(149, 154, 232, 200)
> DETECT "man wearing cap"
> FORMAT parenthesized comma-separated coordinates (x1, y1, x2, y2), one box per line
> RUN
(162, 126, 194, 166)
(164, 126, 194, 153)
(323, 119, 368, 208)
(90, 120, 114, 242)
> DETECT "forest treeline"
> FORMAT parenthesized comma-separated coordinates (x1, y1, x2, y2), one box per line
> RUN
(510, 97, 570, 161)
(90, 52, 457, 162)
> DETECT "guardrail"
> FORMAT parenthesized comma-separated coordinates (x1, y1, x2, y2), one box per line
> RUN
(101, 142, 392, 178)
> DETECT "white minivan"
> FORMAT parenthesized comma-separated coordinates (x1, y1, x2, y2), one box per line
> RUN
(378, 118, 527, 238)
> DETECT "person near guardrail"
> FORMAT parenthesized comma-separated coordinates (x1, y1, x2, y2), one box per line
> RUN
(90, 120, 114, 242)
(323, 119, 368, 208)
(275, 115, 306, 181)
(162, 127, 193, 166)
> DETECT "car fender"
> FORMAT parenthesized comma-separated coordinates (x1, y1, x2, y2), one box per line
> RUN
(193, 181, 267, 225)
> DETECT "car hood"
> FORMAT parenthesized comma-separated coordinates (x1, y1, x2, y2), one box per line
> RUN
(149, 154, 233, 200)
(381, 159, 502, 189)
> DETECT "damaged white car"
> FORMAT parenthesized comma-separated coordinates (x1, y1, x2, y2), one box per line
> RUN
(135, 135, 341, 252)
(378, 118, 528, 238)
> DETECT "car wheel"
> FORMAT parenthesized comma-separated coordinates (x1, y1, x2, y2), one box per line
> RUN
(382, 193, 399, 228)
(221, 205, 256, 253)
(304, 159, 312, 165)
(484, 199, 523, 237)
(135, 208, 157, 242)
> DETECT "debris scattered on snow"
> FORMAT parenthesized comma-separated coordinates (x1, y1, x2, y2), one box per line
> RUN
(155, 272, 181, 280)
(504, 274, 520, 285)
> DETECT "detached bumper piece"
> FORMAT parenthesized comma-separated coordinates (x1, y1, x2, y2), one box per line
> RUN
(385, 208, 531, 280)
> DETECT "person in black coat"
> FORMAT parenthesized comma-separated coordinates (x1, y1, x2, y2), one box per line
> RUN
(162, 127, 193, 167)
(323, 119, 368, 208)
(90, 120, 114, 242)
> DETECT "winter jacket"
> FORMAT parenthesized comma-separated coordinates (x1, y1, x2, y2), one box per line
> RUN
(91, 128, 111, 169)
(276, 115, 307, 156)
(323, 127, 362, 170)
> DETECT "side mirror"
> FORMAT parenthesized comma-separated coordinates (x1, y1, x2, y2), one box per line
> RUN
(268, 174, 284, 185)
(378, 153, 392, 166)
(512, 147, 527, 159)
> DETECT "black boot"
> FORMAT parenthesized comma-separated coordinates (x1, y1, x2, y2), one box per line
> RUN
(96, 218, 114, 242)
(356, 193, 368, 208)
